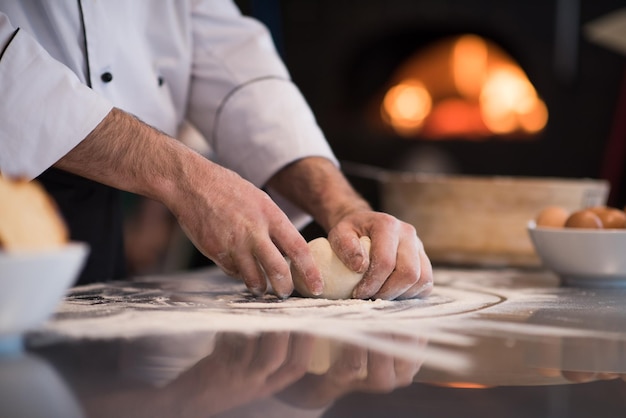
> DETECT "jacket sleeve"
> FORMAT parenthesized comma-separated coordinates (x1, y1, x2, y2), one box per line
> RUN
(186, 0, 338, 185)
(0, 12, 113, 180)
(185, 0, 338, 228)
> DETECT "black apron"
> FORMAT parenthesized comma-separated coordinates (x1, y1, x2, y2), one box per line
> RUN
(37, 168, 126, 285)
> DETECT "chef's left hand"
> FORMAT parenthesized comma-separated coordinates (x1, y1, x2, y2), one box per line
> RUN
(266, 157, 433, 300)
(327, 209, 433, 300)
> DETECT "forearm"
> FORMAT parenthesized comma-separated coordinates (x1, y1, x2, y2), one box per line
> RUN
(54, 108, 210, 210)
(266, 157, 371, 232)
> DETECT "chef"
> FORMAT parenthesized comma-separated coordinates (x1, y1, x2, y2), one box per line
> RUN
(0, 0, 432, 300)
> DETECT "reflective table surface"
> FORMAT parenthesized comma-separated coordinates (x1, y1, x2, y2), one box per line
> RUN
(2, 267, 626, 417)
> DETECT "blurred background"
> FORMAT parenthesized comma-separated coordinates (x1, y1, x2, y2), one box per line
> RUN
(236, 0, 626, 203)
(124, 0, 626, 275)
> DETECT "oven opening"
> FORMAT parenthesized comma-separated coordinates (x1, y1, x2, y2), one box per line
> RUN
(378, 34, 548, 140)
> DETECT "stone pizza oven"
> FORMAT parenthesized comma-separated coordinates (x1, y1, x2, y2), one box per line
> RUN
(243, 0, 626, 207)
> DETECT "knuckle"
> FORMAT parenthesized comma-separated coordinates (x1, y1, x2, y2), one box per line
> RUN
(396, 265, 420, 284)
(264, 262, 287, 279)
(401, 221, 418, 236)
(379, 213, 399, 229)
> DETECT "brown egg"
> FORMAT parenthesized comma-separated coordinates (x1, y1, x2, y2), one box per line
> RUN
(535, 206, 569, 228)
(588, 206, 609, 215)
(596, 208, 626, 228)
(564, 209, 603, 229)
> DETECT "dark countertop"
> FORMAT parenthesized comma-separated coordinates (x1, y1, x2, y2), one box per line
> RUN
(2, 266, 626, 417)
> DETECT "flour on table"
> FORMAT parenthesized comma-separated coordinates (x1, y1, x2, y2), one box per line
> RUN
(29, 267, 626, 375)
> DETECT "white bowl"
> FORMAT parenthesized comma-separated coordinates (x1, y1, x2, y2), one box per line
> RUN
(0, 243, 89, 341)
(527, 221, 626, 287)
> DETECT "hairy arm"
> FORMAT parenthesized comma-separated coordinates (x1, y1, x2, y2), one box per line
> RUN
(56, 108, 193, 202)
(55, 108, 323, 297)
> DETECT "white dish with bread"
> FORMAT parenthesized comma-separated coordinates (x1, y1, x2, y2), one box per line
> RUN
(0, 176, 88, 348)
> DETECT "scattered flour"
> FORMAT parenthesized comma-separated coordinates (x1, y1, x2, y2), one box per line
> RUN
(29, 267, 626, 376)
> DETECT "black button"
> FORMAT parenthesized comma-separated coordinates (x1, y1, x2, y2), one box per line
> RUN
(100, 72, 113, 83)
(158, 76, 164, 86)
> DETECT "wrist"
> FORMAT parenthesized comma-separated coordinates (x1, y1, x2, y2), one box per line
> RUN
(267, 157, 372, 232)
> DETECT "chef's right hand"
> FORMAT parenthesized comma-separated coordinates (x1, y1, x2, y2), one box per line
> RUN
(168, 162, 323, 298)
(54, 108, 322, 298)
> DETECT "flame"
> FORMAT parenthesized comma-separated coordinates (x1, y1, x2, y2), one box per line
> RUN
(452, 34, 489, 99)
(381, 34, 548, 139)
(381, 80, 432, 136)
(422, 98, 489, 139)
(479, 66, 548, 134)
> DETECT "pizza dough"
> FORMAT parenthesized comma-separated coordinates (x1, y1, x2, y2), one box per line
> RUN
(0, 176, 68, 251)
(291, 236, 371, 299)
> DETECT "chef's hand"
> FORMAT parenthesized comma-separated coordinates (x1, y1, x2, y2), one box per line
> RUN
(170, 163, 323, 299)
(267, 156, 434, 301)
(56, 108, 323, 299)
(328, 210, 433, 300)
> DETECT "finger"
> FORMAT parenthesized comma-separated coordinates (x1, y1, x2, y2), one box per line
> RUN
(397, 247, 434, 299)
(254, 238, 294, 298)
(273, 224, 323, 296)
(373, 232, 422, 300)
(373, 268, 418, 300)
(352, 220, 401, 299)
(231, 250, 268, 297)
(213, 251, 240, 278)
(328, 227, 369, 273)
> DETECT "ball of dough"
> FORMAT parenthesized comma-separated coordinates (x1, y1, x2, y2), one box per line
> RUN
(291, 236, 371, 299)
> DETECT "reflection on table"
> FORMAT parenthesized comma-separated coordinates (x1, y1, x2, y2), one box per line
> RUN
(2, 266, 626, 417)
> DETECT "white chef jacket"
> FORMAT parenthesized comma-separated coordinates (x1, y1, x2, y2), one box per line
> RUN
(0, 0, 337, 227)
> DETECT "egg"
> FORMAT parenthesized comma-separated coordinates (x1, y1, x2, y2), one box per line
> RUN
(564, 209, 603, 229)
(535, 206, 569, 228)
(589, 206, 626, 229)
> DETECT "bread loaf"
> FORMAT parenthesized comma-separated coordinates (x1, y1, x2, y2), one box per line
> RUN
(0, 176, 68, 251)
